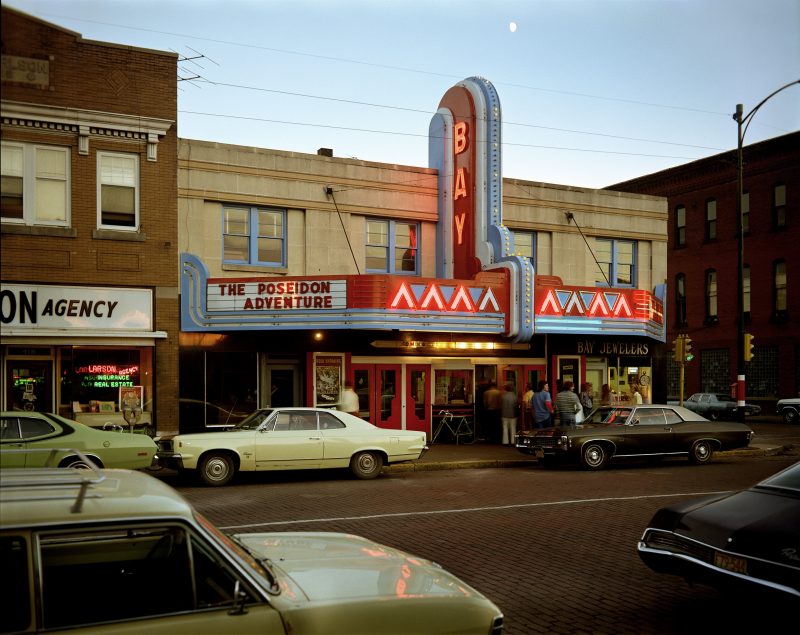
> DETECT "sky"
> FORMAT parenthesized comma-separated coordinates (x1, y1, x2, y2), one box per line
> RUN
(5, 0, 799, 189)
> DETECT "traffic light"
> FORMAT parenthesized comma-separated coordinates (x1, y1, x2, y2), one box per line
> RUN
(683, 336, 693, 362)
(744, 333, 755, 362)
(672, 336, 684, 361)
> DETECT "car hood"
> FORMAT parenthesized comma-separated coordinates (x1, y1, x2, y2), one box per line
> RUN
(673, 490, 800, 565)
(235, 532, 485, 602)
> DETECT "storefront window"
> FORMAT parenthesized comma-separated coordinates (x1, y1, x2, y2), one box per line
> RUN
(59, 347, 152, 415)
(434, 369, 474, 405)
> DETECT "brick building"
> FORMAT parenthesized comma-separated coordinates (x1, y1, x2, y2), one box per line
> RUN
(1, 7, 180, 433)
(611, 131, 800, 409)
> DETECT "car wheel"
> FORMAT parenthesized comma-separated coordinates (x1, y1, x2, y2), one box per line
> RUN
(350, 451, 384, 479)
(784, 409, 799, 424)
(688, 440, 714, 464)
(198, 452, 235, 486)
(580, 442, 609, 470)
(707, 411, 720, 421)
(59, 455, 102, 469)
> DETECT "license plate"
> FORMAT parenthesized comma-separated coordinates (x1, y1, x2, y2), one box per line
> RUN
(714, 551, 747, 574)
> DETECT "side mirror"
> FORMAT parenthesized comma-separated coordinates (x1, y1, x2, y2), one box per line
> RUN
(228, 580, 249, 615)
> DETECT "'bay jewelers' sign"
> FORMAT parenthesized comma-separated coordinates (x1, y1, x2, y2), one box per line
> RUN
(0, 284, 153, 331)
(207, 279, 347, 312)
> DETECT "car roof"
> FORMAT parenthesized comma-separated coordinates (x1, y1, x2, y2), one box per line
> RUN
(594, 404, 710, 422)
(0, 467, 194, 529)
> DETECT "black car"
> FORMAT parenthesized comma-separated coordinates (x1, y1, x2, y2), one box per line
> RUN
(638, 461, 800, 603)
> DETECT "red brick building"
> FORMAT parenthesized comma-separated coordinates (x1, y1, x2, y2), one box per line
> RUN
(1, 7, 180, 433)
(611, 131, 800, 409)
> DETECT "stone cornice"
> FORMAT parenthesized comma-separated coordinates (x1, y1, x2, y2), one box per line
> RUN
(1, 100, 173, 161)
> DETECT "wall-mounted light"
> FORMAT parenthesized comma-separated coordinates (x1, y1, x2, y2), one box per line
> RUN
(313, 331, 324, 341)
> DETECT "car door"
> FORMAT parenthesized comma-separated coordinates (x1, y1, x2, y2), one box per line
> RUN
(254, 410, 323, 470)
(0, 416, 26, 468)
(623, 408, 676, 456)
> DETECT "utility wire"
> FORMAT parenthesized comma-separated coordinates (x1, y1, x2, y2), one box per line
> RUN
(325, 187, 361, 275)
(565, 212, 611, 287)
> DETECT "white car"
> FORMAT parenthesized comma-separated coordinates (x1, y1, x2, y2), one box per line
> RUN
(156, 407, 428, 485)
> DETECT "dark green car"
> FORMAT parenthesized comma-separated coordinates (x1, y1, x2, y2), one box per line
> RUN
(0, 411, 156, 469)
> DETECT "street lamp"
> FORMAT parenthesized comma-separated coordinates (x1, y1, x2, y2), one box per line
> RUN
(732, 79, 799, 419)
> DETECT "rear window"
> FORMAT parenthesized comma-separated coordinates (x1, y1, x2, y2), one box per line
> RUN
(0, 536, 31, 632)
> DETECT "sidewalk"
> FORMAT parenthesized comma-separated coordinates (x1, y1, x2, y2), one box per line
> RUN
(388, 415, 797, 473)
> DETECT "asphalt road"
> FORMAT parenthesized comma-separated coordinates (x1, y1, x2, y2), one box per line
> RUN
(159, 450, 799, 634)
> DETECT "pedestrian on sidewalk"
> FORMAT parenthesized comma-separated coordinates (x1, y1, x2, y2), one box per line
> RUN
(579, 382, 594, 417)
(555, 381, 582, 426)
(483, 381, 502, 443)
(500, 383, 518, 445)
(521, 382, 534, 431)
(532, 380, 554, 428)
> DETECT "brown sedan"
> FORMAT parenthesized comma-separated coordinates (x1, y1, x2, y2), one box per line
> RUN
(515, 404, 753, 470)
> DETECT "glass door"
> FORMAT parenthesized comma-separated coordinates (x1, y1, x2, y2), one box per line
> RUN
(6, 360, 52, 413)
(405, 364, 430, 436)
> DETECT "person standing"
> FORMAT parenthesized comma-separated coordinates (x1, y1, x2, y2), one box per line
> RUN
(339, 380, 360, 417)
(521, 382, 534, 431)
(532, 380, 554, 428)
(600, 383, 613, 405)
(483, 381, 502, 443)
(579, 382, 594, 417)
(500, 383, 518, 445)
(555, 381, 582, 426)
(632, 384, 643, 404)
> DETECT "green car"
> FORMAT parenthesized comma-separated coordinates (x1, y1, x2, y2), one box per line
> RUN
(0, 465, 504, 634)
(0, 411, 156, 469)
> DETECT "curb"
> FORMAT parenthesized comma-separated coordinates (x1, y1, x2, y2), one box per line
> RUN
(385, 444, 796, 473)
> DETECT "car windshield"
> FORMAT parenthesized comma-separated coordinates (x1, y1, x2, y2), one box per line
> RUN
(756, 462, 800, 494)
(234, 409, 275, 430)
(584, 407, 632, 425)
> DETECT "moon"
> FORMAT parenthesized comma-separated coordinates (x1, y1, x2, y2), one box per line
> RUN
(509, 21, 517, 33)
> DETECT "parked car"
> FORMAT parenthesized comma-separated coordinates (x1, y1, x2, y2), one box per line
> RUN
(156, 407, 428, 485)
(638, 461, 800, 602)
(515, 404, 753, 470)
(0, 411, 156, 470)
(0, 462, 504, 634)
(668, 393, 761, 421)
(777, 397, 800, 424)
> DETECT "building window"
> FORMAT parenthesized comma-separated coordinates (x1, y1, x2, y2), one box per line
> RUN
(700, 349, 730, 394)
(705, 269, 718, 323)
(595, 238, 635, 287)
(743, 264, 751, 316)
(97, 152, 138, 230)
(675, 273, 687, 326)
(774, 259, 787, 314)
(773, 183, 786, 228)
(366, 219, 418, 274)
(1, 142, 69, 226)
(675, 205, 686, 247)
(704, 199, 716, 241)
(742, 191, 750, 234)
(746, 345, 779, 398)
(222, 206, 285, 266)
(514, 230, 537, 266)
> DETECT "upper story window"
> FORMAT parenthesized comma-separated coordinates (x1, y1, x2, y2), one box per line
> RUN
(366, 219, 418, 274)
(705, 269, 718, 322)
(704, 198, 716, 241)
(774, 259, 787, 314)
(742, 191, 750, 234)
(1, 141, 69, 227)
(674, 205, 686, 247)
(97, 152, 138, 230)
(743, 264, 751, 315)
(595, 238, 635, 287)
(675, 273, 687, 327)
(222, 206, 285, 266)
(773, 183, 786, 228)
(514, 230, 537, 266)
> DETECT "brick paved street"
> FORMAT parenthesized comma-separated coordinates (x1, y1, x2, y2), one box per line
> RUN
(162, 452, 799, 634)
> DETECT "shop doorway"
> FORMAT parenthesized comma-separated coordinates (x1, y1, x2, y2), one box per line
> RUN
(405, 364, 430, 436)
(5, 360, 52, 413)
(262, 364, 300, 408)
(351, 363, 402, 429)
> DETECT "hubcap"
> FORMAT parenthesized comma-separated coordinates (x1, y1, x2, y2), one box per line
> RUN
(206, 458, 228, 480)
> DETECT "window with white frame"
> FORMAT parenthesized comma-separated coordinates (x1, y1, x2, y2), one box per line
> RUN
(514, 230, 537, 266)
(774, 259, 787, 313)
(705, 198, 717, 241)
(595, 238, 635, 287)
(675, 205, 686, 247)
(222, 206, 285, 266)
(366, 219, 418, 274)
(97, 152, 138, 230)
(705, 269, 718, 322)
(1, 141, 69, 226)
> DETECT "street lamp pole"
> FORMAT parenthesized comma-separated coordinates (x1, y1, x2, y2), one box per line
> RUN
(732, 80, 799, 418)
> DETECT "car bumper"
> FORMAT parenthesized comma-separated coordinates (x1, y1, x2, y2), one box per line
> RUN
(154, 453, 185, 471)
(638, 530, 800, 601)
